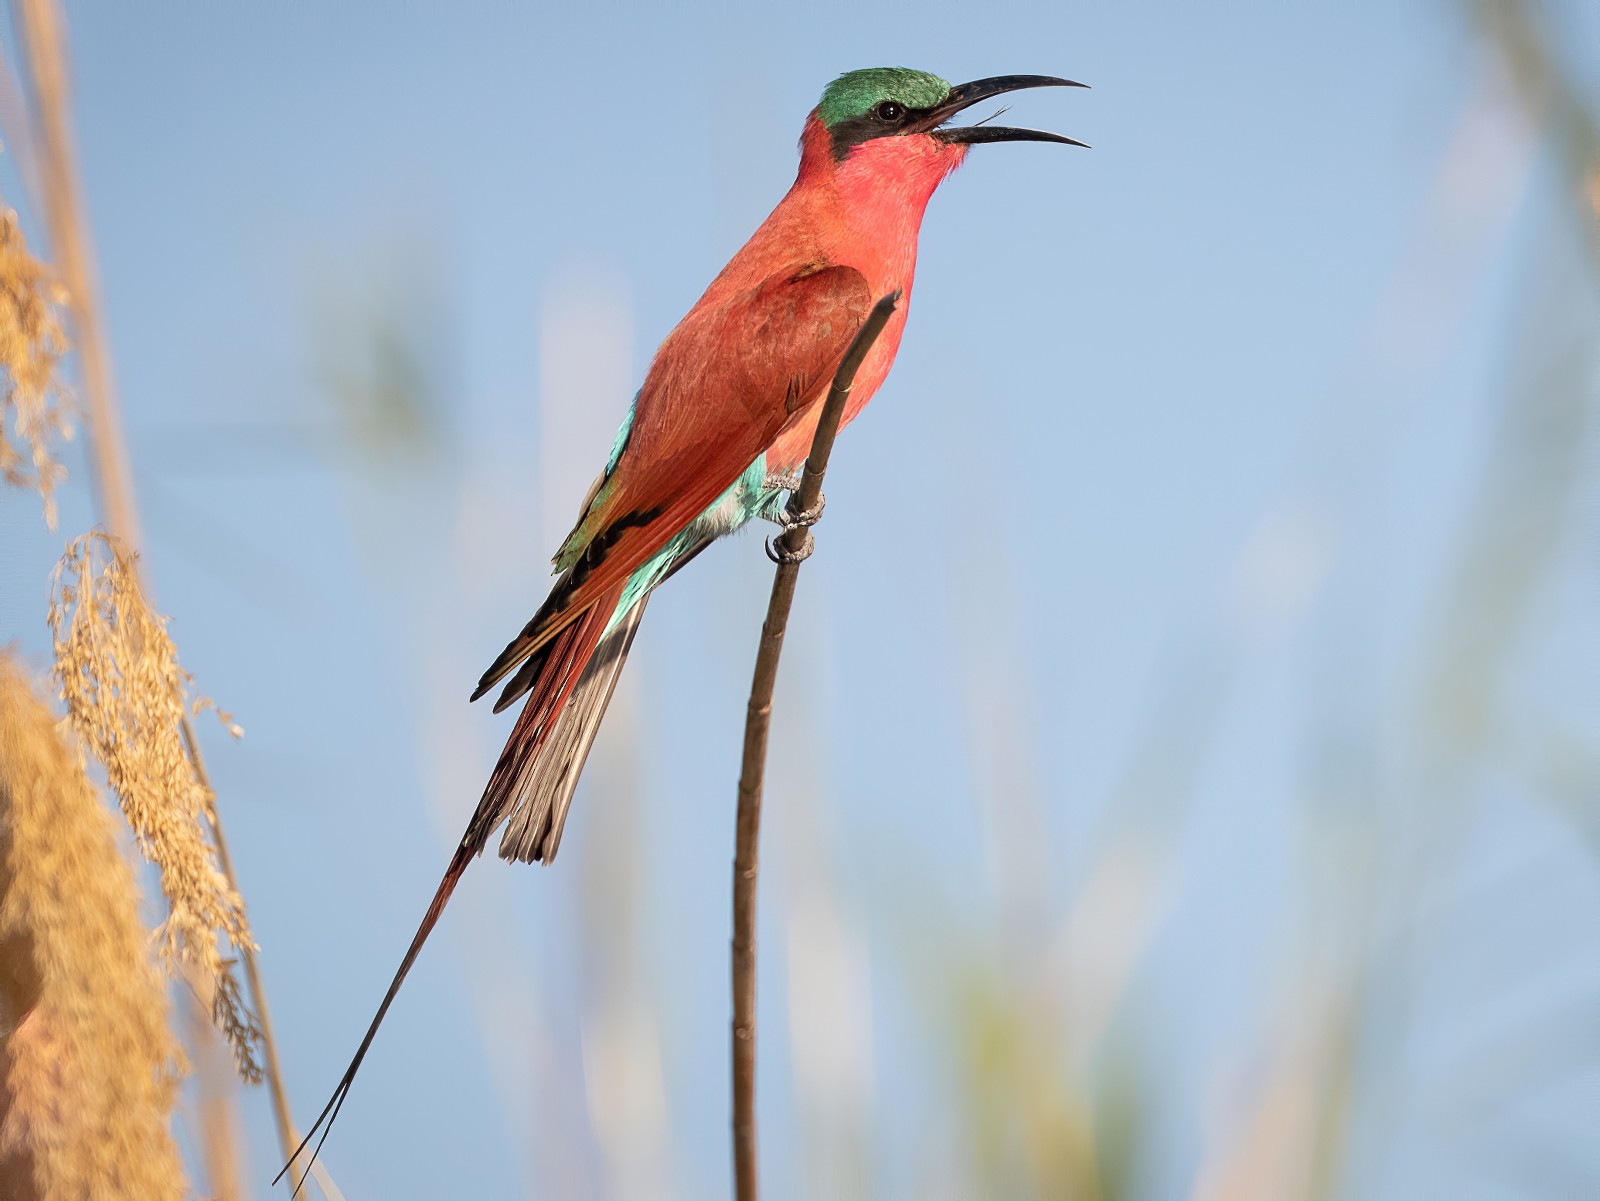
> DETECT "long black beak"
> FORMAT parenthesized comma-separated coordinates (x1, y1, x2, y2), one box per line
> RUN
(920, 74, 1090, 148)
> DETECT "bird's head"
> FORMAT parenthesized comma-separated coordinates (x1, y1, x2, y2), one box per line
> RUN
(818, 68, 1087, 156)
(802, 67, 1086, 196)
(799, 67, 1086, 214)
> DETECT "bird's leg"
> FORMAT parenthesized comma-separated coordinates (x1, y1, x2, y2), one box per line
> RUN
(761, 469, 826, 532)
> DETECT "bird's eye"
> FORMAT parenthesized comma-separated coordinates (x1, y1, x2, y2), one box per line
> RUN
(875, 101, 905, 122)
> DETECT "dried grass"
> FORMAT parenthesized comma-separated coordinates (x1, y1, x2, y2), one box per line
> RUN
(0, 653, 187, 1201)
(46, 532, 261, 1082)
(0, 207, 71, 527)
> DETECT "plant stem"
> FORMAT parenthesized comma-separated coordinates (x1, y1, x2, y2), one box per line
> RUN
(731, 289, 900, 1201)
(182, 718, 310, 1199)
(15, 3, 323, 1193)
(14, 0, 139, 548)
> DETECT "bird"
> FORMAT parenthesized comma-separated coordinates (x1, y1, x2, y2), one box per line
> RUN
(280, 65, 1086, 1185)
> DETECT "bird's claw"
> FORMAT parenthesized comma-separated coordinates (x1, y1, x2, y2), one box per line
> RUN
(762, 486, 821, 563)
(778, 491, 826, 530)
(765, 531, 815, 565)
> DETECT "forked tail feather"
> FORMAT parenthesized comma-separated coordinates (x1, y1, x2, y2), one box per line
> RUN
(499, 595, 647, 863)
(273, 838, 474, 1196)
(275, 588, 624, 1193)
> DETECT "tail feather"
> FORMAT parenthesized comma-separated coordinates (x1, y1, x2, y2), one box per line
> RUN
(493, 532, 718, 861)
(491, 638, 555, 713)
(470, 581, 575, 703)
(274, 840, 473, 1195)
(500, 596, 648, 864)
(277, 588, 625, 1191)
(460, 598, 614, 851)
(471, 619, 546, 703)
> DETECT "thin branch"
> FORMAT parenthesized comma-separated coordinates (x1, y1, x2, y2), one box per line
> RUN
(13, 0, 138, 547)
(182, 717, 313, 1199)
(13, 2, 326, 1194)
(731, 289, 900, 1201)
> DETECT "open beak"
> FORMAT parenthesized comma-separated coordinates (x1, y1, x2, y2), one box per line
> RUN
(921, 74, 1090, 148)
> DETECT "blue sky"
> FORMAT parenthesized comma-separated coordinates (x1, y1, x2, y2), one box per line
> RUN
(1, 2, 1595, 1198)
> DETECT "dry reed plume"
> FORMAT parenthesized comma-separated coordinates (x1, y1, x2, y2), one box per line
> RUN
(8, 0, 321, 1183)
(0, 207, 71, 527)
(46, 532, 261, 1082)
(0, 654, 187, 1201)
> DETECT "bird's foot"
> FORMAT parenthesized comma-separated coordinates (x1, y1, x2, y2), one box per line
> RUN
(777, 491, 825, 531)
(759, 477, 826, 533)
(765, 531, 815, 565)
(763, 488, 822, 563)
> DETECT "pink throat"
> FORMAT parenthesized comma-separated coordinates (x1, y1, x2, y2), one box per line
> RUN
(795, 115, 968, 287)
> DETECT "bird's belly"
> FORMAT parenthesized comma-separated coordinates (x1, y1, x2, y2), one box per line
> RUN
(688, 453, 779, 540)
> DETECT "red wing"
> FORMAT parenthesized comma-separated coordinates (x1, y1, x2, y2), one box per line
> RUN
(567, 260, 872, 598)
(474, 262, 870, 696)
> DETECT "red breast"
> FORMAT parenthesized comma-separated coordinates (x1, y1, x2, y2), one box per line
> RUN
(692, 113, 969, 470)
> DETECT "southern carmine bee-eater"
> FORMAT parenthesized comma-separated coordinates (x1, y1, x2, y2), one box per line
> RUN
(284, 66, 1086, 1178)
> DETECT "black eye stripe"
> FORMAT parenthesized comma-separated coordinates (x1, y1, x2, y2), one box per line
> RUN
(827, 101, 935, 160)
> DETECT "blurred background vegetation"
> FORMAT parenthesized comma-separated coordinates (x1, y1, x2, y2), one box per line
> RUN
(0, 1, 1596, 1198)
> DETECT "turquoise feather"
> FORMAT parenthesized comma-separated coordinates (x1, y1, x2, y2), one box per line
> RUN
(603, 451, 783, 633)
(589, 394, 788, 634)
